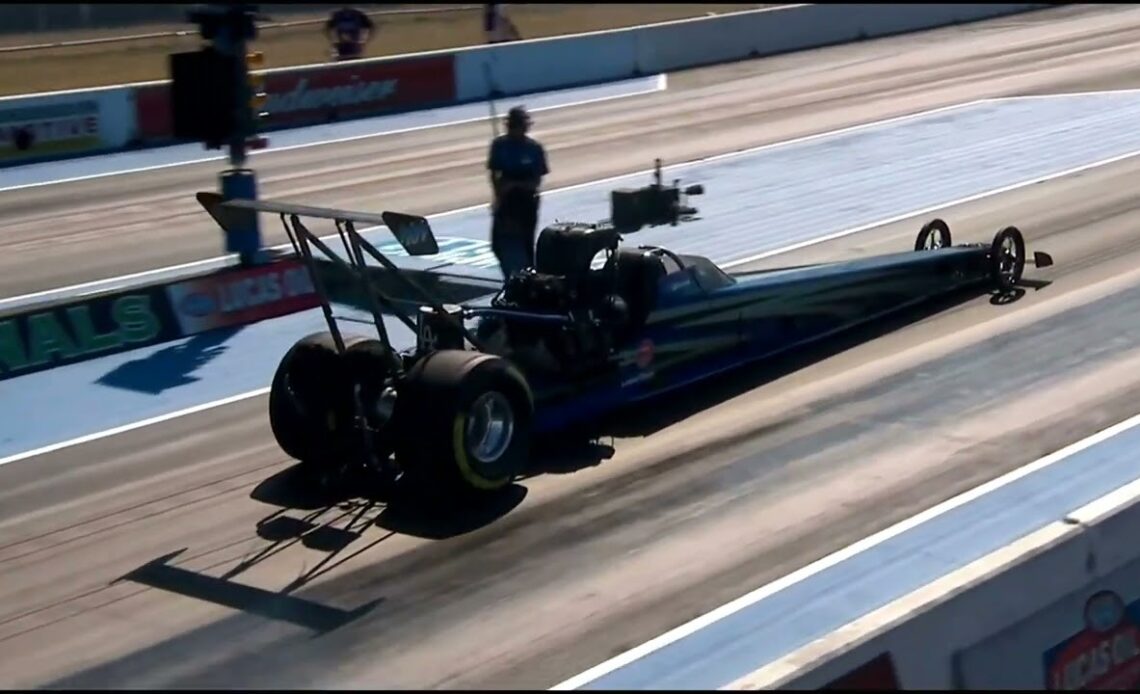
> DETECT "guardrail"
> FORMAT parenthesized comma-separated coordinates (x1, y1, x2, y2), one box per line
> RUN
(728, 415, 1140, 690)
(0, 3, 1051, 168)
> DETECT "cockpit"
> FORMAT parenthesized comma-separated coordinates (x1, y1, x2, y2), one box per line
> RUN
(527, 222, 735, 326)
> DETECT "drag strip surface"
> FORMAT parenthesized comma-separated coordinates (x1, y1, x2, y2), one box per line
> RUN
(5, 4, 1140, 689)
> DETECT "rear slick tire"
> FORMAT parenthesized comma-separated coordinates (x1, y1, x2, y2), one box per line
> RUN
(393, 350, 533, 499)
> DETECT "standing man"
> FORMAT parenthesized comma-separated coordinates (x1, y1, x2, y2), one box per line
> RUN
(487, 106, 548, 279)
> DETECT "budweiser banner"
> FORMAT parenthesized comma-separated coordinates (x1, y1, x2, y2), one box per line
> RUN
(164, 260, 320, 337)
(134, 54, 456, 143)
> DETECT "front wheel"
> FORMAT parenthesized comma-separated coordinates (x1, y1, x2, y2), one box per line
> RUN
(393, 350, 533, 498)
(989, 226, 1026, 289)
(915, 218, 952, 251)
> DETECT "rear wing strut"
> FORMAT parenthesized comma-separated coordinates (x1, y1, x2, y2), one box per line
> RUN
(194, 192, 487, 354)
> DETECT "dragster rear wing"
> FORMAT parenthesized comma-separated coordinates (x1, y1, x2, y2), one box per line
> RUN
(194, 191, 486, 354)
(195, 191, 440, 257)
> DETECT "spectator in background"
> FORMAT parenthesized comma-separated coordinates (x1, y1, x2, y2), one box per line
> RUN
(326, 5, 374, 61)
(484, 4, 522, 44)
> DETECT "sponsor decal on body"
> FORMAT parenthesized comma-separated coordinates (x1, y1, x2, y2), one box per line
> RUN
(377, 236, 500, 270)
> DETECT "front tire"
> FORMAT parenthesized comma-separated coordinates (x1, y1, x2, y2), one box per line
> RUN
(915, 218, 952, 251)
(393, 350, 533, 497)
(989, 226, 1026, 289)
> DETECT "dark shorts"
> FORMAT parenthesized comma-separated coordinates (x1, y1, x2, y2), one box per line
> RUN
(493, 192, 539, 236)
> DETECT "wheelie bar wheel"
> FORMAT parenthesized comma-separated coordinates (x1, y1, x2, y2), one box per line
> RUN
(989, 226, 1026, 290)
(268, 332, 399, 475)
(269, 332, 353, 468)
(915, 218, 952, 251)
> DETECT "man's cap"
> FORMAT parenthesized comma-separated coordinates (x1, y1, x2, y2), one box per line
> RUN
(506, 106, 530, 127)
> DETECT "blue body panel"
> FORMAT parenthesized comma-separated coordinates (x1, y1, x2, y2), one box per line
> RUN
(525, 245, 989, 433)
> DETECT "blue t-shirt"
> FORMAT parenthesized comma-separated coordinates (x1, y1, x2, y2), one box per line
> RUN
(487, 134, 548, 183)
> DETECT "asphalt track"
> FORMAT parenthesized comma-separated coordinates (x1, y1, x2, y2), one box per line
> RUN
(4, 4, 1140, 689)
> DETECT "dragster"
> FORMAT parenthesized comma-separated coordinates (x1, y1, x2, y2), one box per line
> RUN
(196, 159, 1053, 500)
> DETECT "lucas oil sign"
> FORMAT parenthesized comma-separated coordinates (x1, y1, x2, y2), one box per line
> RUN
(1044, 590, 1140, 690)
(164, 260, 319, 336)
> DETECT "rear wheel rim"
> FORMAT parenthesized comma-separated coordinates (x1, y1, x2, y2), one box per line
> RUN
(466, 391, 515, 464)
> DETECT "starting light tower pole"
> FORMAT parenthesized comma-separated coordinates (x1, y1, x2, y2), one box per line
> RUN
(187, 4, 268, 267)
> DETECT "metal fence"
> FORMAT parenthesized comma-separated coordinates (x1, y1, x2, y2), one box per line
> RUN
(0, 4, 426, 36)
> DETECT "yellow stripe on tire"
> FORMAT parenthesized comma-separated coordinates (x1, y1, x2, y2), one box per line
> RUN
(452, 412, 510, 491)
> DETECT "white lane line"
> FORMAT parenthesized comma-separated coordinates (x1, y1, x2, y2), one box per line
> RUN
(0, 75, 668, 194)
(0, 96, 982, 311)
(991, 87, 1140, 101)
(721, 145, 1140, 269)
(551, 410, 1140, 690)
(0, 388, 271, 468)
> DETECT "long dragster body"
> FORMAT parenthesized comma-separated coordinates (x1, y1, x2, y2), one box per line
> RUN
(506, 233, 1040, 435)
(197, 160, 1052, 503)
(467, 217, 1044, 433)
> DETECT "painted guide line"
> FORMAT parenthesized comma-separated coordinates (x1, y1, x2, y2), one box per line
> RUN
(551, 410, 1140, 690)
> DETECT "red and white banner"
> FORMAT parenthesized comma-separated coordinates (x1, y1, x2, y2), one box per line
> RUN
(164, 260, 319, 336)
(133, 54, 456, 143)
(819, 652, 901, 690)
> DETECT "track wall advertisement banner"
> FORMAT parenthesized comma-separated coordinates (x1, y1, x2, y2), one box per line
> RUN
(0, 99, 100, 162)
(164, 260, 320, 336)
(133, 54, 456, 143)
(0, 286, 180, 380)
(820, 652, 901, 690)
(953, 555, 1140, 690)
(1043, 590, 1140, 690)
(0, 260, 322, 381)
